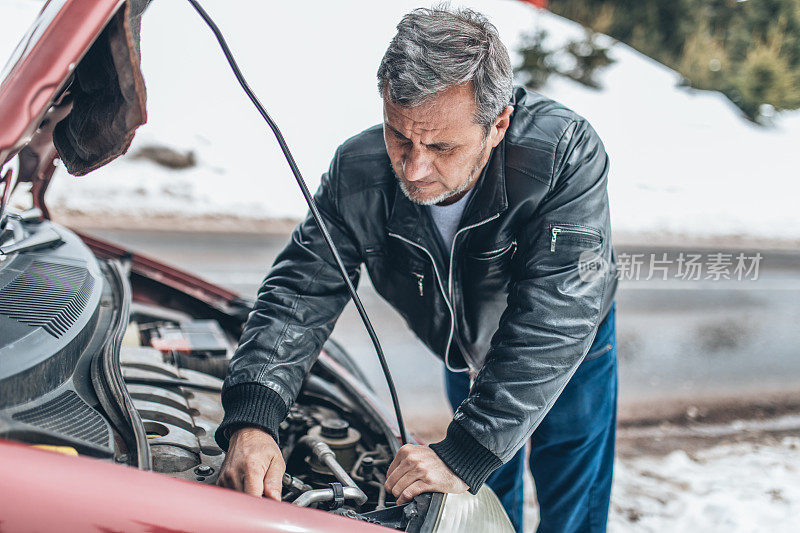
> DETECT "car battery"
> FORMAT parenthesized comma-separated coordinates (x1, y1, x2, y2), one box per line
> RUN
(149, 320, 230, 378)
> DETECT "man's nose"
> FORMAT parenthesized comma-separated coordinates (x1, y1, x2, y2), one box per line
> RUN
(402, 145, 432, 182)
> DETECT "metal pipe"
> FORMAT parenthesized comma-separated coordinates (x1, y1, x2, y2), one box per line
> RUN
(372, 470, 388, 510)
(292, 486, 367, 508)
(368, 480, 387, 510)
(283, 473, 311, 493)
(297, 436, 368, 506)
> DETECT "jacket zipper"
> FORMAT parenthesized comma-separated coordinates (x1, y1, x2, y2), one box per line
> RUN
(389, 212, 501, 376)
(447, 214, 501, 376)
(412, 272, 424, 297)
(388, 232, 458, 369)
(550, 225, 602, 252)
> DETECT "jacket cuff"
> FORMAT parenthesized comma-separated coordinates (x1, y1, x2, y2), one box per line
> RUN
(214, 383, 288, 451)
(430, 420, 503, 494)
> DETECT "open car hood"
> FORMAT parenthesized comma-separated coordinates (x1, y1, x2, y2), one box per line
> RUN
(0, 0, 149, 187)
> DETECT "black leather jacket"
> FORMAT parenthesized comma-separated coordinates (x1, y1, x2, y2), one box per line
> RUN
(216, 87, 618, 492)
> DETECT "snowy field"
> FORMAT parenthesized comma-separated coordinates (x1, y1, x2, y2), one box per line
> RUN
(521, 437, 800, 532)
(2, 0, 799, 241)
(609, 438, 800, 532)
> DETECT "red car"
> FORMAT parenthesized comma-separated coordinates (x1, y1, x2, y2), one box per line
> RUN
(0, 1, 513, 531)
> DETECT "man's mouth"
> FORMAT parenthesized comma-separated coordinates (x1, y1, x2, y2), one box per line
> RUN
(408, 180, 437, 188)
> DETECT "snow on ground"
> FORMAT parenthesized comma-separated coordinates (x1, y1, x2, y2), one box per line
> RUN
(3, 1, 799, 239)
(523, 437, 800, 532)
(609, 438, 800, 532)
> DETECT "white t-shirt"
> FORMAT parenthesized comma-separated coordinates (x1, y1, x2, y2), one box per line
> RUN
(427, 187, 475, 252)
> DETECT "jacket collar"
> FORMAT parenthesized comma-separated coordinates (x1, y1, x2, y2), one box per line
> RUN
(385, 138, 509, 246)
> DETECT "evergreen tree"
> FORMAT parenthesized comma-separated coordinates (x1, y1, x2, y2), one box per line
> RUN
(531, 0, 800, 122)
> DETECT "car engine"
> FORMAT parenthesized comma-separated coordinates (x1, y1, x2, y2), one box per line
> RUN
(0, 214, 437, 531)
(124, 321, 428, 527)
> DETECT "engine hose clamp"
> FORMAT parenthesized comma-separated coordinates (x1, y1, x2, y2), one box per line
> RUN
(330, 482, 345, 510)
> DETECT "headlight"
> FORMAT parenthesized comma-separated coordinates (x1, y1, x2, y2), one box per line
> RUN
(429, 485, 515, 532)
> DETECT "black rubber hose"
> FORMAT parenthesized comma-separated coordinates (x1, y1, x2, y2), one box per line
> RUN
(186, 0, 408, 445)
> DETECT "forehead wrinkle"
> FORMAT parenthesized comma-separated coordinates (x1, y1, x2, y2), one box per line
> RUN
(386, 104, 461, 144)
(383, 84, 479, 144)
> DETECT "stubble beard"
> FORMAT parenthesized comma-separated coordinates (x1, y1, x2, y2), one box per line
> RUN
(394, 139, 489, 206)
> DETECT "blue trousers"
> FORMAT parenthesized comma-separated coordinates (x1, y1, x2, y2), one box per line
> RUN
(445, 302, 617, 533)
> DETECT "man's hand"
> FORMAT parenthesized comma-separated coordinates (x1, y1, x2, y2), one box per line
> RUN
(385, 444, 468, 504)
(217, 427, 285, 500)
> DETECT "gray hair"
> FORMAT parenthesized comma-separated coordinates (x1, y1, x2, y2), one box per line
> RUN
(377, 5, 513, 133)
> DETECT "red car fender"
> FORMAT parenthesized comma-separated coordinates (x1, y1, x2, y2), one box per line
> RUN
(0, 439, 388, 532)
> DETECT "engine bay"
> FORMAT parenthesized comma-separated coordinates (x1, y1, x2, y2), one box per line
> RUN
(0, 214, 439, 531)
(118, 334, 434, 529)
(122, 321, 427, 525)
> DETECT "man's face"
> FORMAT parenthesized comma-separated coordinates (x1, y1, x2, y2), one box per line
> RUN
(382, 83, 511, 206)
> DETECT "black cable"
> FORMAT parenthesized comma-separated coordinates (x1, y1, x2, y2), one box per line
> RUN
(186, 0, 408, 446)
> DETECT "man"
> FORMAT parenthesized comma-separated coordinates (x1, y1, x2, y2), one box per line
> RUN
(215, 6, 618, 532)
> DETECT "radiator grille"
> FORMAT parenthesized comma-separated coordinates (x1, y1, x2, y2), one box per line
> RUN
(13, 390, 110, 447)
(0, 260, 95, 338)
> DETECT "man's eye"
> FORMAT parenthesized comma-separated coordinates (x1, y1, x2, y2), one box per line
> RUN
(430, 145, 452, 153)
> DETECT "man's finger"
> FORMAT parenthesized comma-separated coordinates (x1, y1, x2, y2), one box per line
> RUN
(219, 471, 239, 491)
(242, 470, 264, 497)
(385, 449, 403, 477)
(218, 460, 243, 491)
(216, 456, 233, 488)
(263, 456, 285, 501)
(385, 445, 421, 488)
(388, 468, 420, 499)
(386, 444, 415, 476)
(397, 480, 428, 505)
(385, 456, 414, 490)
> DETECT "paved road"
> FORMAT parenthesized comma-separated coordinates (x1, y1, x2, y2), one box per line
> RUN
(87, 229, 800, 422)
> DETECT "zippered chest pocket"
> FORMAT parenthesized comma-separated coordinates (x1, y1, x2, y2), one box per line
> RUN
(364, 242, 439, 349)
(548, 223, 602, 252)
(365, 242, 430, 298)
(468, 240, 517, 261)
(462, 240, 517, 293)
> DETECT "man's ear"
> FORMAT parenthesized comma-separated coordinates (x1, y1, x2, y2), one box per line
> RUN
(489, 105, 514, 148)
